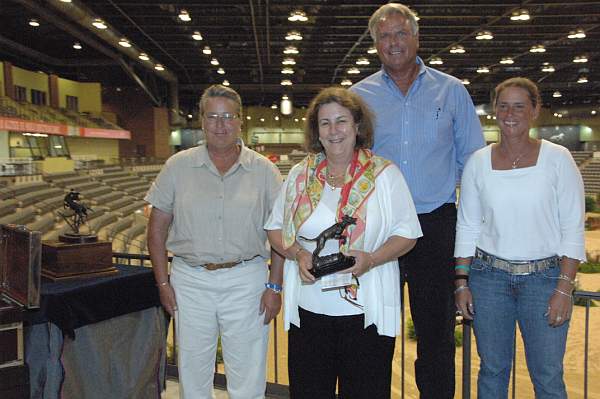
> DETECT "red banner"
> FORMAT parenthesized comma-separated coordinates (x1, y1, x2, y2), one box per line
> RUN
(0, 116, 131, 139)
(79, 127, 131, 140)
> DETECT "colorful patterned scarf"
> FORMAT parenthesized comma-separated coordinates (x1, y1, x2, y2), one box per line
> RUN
(282, 148, 391, 252)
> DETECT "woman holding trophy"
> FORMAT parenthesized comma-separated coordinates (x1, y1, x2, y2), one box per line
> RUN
(265, 87, 422, 398)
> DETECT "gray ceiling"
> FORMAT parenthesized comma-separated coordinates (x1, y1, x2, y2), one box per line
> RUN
(1, 0, 599, 114)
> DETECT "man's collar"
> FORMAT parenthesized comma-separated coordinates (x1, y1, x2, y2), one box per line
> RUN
(381, 56, 426, 81)
(191, 138, 253, 171)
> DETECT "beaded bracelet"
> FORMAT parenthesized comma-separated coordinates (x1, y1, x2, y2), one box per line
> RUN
(156, 281, 169, 287)
(557, 274, 576, 285)
(265, 282, 283, 293)
(454, 265, 470, 271)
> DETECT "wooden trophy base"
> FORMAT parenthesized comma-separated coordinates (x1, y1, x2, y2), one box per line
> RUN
(42, 239, 116, 281)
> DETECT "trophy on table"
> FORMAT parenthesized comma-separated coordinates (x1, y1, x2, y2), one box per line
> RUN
(299, 215, 357, 278)
(41, 189, 116, 280)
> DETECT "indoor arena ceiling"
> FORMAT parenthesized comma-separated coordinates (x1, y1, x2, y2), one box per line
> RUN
(1, 0, 600, 114)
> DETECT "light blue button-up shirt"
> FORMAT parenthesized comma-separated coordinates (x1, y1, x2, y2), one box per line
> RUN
(351, 57, 485, 214)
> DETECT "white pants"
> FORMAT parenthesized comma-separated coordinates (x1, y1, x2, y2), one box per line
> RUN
(171, 257, 269, 399)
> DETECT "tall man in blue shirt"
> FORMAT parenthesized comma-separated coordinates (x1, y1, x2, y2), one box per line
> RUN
(352, 3, 484, 398)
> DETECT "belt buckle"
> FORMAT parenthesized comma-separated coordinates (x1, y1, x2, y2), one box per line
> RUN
(510, 260, 533, 275)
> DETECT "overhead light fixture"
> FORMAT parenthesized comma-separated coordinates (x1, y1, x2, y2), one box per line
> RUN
(294, 118, 299, 122)
(92, 18, 107, 29)
(271, 104, 278, 109)
(577, 75, 589, 84)
(60, 0, 72, 2)
(178, 10, 191, 22)
(288, 10, 308, 22)
(281, 67, 294, 74)
(285, 31, 303, 41)
(592, 110, 597, 115)
(367, 46, 377, 54)
(210, 58, 219, 66)
(187, 114, 193, 119)
(72, 42, 82, 50)
(450, 45, 465, 54)
(246, 115, 252, 120)
(510, 8, 530, 21)
(222, 80, 230, 86)
(356, 57, 370, 65)
(541, 63, 555, 72)
(529, 44, 545, 53)
(217, 68, 225, 75)
(202, 46, 211, 55)
(192, 31, 203, 41)
(29, 18, 40, 27)
(553, 91, 562, 98)
(347, 67, 360, 74)
(567, 28, 586, 39)
(260, 118, 265, 122)
(341, 79, 352, 86)
(281, 79, 293, 86)
(154, 64, 165, 71)
(476, 66, 490, 73)
(475, 30, 493, 40)
(461, 79, 470, 85)
(573, 55, 588, 63)
(429, 57, 443, 65)
(282, 58, 296, 65)
(118, 38, 132, 48)
(283, 46, 299, 54)
(274, 116, 280, 121)
(500, 57, 514, 64)
(139, 52, 150, 61)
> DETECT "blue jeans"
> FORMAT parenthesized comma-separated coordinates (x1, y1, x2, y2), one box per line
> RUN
(470, 256, 569, 399)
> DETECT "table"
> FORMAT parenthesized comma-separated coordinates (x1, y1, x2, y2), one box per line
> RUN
(24, 265, 167, 399)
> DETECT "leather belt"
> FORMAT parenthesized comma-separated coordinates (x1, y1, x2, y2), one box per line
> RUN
(202, 255, 261, 271)
(475, 248, 558, 275)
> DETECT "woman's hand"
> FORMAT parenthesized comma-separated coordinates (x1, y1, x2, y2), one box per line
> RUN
(454, 286, 475, 321)
(296, 248, 316, 283)
(345, 250, 375, 278)
(546, 286, 573, 327)
(158, 283, 178, 317)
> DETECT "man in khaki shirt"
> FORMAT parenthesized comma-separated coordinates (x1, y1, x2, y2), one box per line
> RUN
(146, 84, 284, 399)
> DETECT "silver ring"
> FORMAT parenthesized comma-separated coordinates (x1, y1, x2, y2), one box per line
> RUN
(456, 310, 463, 315)
(556, 315, 562, 321)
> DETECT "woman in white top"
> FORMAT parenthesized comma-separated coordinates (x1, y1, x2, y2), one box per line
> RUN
(265, 87, 422, 398)
(454, 77, 585, 399)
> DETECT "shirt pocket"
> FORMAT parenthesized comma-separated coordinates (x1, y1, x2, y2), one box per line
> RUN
(422, 108, 453, 144)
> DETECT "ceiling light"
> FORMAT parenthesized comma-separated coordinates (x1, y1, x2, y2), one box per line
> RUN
(202, 46, 211, 55)
(73, 42, 82, 50)
(341, 79, 352, 86)
(284, 46, 299, 54)
(271, 104, 278, 109)
(367, 46, 377, 54)
(356, 57, 370, 65)
(541, 64, 555, 72)
(187, 114, 193, 119)
(285, 31, 303, 41)
(210, 58, 219, 66)
(461, 79, 470, 85)
(246, 115, 252, 120)
(510, 8, 530, 21)
(154, 64, 165, 71)
(281, 67, 294, 74)
(288, 10, 308, 22)
(92, 18, 107, 29)
(302, 117, 306, 121)
(222, 80, 230, 86)
(281, 79, 292, 86)
(217, 68, 225, 75)
(282, 58, 296, 65)
(529, 45, 545, 53)
(178, 10, 191, 22)
(139, 52, 150, 61)
(429, 57, 443, 65)
(347, 67, 360, 74)
(192, 31, 203, 41)
(60, 0, 72, 2)
(553, 91, 562, 98)
(567, 28, 586, 39)
(592, 110, 597, 115)
(573, 55, 588, 63)
(476, 66, 490, 73)
(450, 45, 465, 54)
(475, 30, 493, 40)
(282, 95, 289, 100)
(294, 118, 299, 122)
(260, 118, 265, 122)
(500, 57, 514, 64)
(578, 75, 589, 84)
(118, 38, 131, 48)
(274, 116, 280, 121)
(29, 19, 40, 27)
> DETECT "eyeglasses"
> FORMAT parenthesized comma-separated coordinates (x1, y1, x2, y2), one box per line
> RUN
(203, 112, 240, 122)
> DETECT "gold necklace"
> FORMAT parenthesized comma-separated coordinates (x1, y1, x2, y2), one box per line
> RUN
(326, 170, 345, 189)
